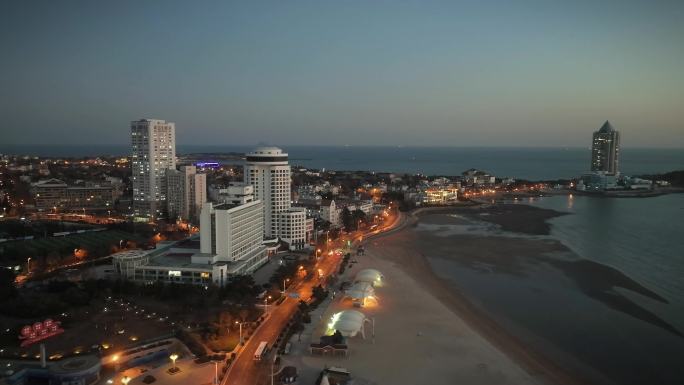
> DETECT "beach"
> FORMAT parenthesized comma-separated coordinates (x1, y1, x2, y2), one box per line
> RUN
(286, 207, 581, 385)
(285, 202, 684, 385)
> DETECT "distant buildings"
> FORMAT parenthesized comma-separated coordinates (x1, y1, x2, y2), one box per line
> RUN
(579, 121, 622, 191)
(131, 119, 176, 219)
(591, 120, 620, 175)
(166, 165, 206, 223)
(320, 200, 340, 228)
(421, 186, 459, 205)
(31, 178, 123, 211)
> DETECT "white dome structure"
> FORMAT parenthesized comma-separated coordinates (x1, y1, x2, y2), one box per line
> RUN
(355, 269, 384, 287)
(343, 282, 375, 307)
(327, 310, 371, 338)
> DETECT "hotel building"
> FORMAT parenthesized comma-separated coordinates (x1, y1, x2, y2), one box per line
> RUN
(131, 119, 176, 219)
(244, 147, 291, 238)
(244, 147, 309, 249)
(199, 201, 268, 274)
(591, 120, 620, 175)
(112, 199, 269, 287)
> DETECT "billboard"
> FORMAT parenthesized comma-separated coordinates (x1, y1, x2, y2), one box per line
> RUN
(19, 319, 64, 347)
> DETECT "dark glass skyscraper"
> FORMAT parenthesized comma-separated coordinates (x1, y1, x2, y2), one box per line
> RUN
(591, 120, 620, 174)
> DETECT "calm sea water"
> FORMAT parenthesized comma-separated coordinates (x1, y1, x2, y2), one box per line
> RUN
(1, 144, 682, 180)
(420, 194, 684, 385)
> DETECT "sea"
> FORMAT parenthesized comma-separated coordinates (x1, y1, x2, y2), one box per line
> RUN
(1, 144, 683, 180)
(419, 194, 684, 385)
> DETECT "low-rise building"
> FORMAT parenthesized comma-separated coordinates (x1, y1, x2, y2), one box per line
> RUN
(32, 178, 122, 211)
(277, 208, 309, 250)
(320, 200, 341, 228)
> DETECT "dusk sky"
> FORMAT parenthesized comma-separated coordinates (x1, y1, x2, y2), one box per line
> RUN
(1, 0, 683, 148)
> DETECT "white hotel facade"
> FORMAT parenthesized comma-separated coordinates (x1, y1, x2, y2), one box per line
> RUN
(199, 201, 268, 274)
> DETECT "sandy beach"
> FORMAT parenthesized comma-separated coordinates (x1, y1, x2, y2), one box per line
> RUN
(285, 207, 584, 385)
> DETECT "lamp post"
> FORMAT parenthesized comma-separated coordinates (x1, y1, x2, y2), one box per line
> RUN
(213, 360, 219, 385)
(282, 278, 289, 293)
(169, 353, 178, 370)
(264, 295, 272, 314)
(26, 257, 31, 274)
(271, 354, 278, 385)
(235, 320, 247, 345)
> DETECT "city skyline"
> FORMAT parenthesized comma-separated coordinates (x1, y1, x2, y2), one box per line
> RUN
(2, 0, 683, 148)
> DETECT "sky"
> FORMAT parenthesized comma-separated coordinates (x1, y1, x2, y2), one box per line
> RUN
(1, 0, 683, 148)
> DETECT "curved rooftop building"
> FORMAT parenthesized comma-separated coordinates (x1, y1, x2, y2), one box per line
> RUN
(327, 310, 371, 338)
(355, 269, 384, 287)
(244, 146, 291, 239)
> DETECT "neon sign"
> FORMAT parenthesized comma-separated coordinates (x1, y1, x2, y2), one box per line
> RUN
(19, 319, 64, 347)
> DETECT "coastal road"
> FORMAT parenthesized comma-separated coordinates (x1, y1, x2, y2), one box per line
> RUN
(223, 241, 344, 385)
(223, 209, 402, 385)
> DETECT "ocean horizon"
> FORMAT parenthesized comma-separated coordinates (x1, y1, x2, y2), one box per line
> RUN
(1, 144, 683, 181)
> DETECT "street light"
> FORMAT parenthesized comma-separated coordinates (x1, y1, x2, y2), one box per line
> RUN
(271, 354, 278, 385)
(26, 257, 31, 274)
(121, 376, 131, 385)
(316, 249, 321, 259)
(213, 360, 219, 385)
(235, 321, 246, 345)
(282, 278, 289, 293)
(264, 295, 272, 314)
(169, 353, 178, 370)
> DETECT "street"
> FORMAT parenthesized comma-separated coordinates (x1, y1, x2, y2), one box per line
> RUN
(223, 209, 400, 385)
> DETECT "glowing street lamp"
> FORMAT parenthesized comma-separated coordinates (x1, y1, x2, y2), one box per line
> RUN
(264, 295, 273, 314)
(26, 257, 31, 274)
(316, 249, 321, 259)
(234, 321, 247, 345)
(169, 353, 178, 370)
(121, 376, 131, 385)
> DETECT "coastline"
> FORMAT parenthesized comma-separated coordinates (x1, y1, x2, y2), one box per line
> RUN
(292, 210, 551, 385)
(367, 208, 592, 385)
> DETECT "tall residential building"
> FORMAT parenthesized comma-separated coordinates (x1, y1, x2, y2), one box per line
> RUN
(591, 120, 620, 175)
(244, 147, 292, 239)
(199, 201, 268, 275)
(167, 165, 207, 223)
(131, 119, 176, 218)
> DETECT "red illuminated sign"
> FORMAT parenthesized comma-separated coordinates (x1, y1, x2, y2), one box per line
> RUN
(19, 319, 64, 347)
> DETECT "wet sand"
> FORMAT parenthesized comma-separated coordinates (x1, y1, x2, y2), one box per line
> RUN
(364, 209, 588, 385)
(290, 217, 549, 385)
(368, 204, 683, 385)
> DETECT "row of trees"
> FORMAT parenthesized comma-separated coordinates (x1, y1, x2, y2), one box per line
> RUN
(340, 207, 368, 231)
(1, 273, 262, 320)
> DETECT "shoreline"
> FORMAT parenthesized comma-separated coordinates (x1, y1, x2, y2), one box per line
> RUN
(367, 208, 593, 385)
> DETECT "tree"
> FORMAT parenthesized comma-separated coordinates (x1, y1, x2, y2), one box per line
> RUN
(312, 285, 327, 302)
(352, 210, 366, 230)
(0, 268, 17, 301)
(341, 207, 353, 230)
